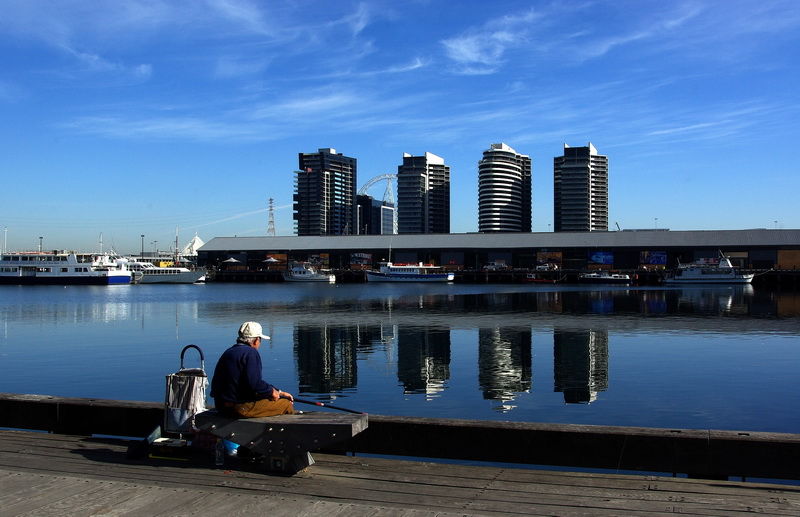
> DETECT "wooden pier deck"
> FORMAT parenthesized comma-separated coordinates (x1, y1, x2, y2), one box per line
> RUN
(2, 429, 799, 516)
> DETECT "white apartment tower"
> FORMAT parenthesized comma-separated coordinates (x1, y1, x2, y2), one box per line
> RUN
(554, 143, 608, 232)
(478, 143, 532, 233)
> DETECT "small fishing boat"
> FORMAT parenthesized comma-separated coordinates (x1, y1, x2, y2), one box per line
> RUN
(282, 263, 335, 283)
(366, 262, 454, 282)
(663, 252, 754, 284)
(524, 273, 557, 284)
(578, 271, 631, 285)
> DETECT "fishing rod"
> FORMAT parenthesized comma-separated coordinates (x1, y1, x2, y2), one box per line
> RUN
(289, 397, 366, 415)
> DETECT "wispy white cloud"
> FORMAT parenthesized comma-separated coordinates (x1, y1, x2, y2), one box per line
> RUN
(58, 44, 153, 81)
(62, 115, 262, 141)
(194, 207, 269, 228)
(346, 2, 371, 36)
(384, 57, 427, 74)
(648, 121, 723, 136)
(645, 101, 790, 143)
(205, 0, 276, 36)
(441, 9, 540, 74)
(213, 56, 271, 79)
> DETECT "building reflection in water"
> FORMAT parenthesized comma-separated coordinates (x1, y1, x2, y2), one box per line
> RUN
(553, 327, 609, 404)
(478, 327, 532, 412)
(281, 286, 780, 407)
(397, 327, 451, 398)
(294, 324, 358, 395)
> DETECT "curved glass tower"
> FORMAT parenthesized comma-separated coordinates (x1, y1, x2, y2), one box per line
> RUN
(478, 143, 532, 233)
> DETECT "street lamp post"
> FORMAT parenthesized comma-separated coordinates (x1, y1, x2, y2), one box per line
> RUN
(141, 235, 144, 258)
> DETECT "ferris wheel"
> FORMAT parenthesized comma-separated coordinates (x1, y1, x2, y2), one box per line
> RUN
(358, 174, 396, 205)
(358, 174, 397, 234)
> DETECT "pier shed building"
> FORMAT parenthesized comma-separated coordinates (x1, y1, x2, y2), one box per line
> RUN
(197, 228, 800, 272)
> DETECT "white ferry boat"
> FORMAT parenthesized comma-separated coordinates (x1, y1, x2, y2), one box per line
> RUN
(282, 263, 335, 283)
(366, 262, 455, 282)
(119, 259, 206, 284)
(663, 254, 754, 284)
(578, 271, 632, 285)
(0, 252, 132, 285)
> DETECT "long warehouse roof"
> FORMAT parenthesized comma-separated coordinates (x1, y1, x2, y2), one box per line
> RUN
(199, 229, 800, 252)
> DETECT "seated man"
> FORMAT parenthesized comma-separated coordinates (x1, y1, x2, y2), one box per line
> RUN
(211, 321, 294, 418)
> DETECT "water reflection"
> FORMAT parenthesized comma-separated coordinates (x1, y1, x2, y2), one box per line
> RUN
(553, 328, 608, 404)
(397, 327, 451, 397)
(294, 324, 358, 394)
(279, 286, 795, 412)
(2, 285, 798, 427)
(478, 327, 531, 410)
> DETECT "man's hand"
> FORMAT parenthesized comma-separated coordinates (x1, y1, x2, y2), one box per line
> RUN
(272, 388, 294, 402)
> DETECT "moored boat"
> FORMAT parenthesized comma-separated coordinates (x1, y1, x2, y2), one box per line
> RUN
(524, 273, 557, 284)
(118, 259, 206, 284)
(578, 271, 631, 285)
(0, 252, 132, 285)
(366, 262, 454, 282)
(282, 263, 335, 283)
(663, 253, 754, 284)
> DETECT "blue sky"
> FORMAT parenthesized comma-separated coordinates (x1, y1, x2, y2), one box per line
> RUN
(1, 0, 799, 254)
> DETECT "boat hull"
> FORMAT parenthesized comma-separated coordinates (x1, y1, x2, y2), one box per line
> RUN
(579, 273, 631, 285)
(282, 274, 335, 282)
(135, 271, 206, 284)
(579, 278, 631, 285)
(0, 274, 130, 285)
(663, 276, 753, 284)
(366, 272, 454, 282)
(524, 274, 557, 284)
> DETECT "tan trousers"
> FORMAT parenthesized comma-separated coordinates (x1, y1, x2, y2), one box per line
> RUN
(222, 398, 294, 418)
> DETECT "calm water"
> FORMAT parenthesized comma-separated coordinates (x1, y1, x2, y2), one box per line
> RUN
(1, 283, 798, 433)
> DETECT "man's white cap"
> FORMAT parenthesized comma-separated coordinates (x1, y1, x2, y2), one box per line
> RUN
(238, 321, 270, 340)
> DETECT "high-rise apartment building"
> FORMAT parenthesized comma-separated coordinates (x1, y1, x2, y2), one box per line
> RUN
(294, 148, 357, 236)
(396, 152, 450, 234)
(478, 143, 532, 233)
(356, 194, 396, 235)
(553, 143, 608, 232)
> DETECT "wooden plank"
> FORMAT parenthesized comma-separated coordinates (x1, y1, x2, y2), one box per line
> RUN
(0, 475, 97, 516)
(1, 429, 799, 517)
(15, 481, 173, 517)
(103, 486, 237, 517)
(3, 394, 800, 481)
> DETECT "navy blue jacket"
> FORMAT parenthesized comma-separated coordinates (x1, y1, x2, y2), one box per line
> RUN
(210, 343, 276, 404)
